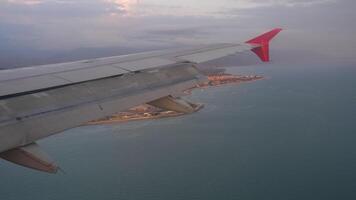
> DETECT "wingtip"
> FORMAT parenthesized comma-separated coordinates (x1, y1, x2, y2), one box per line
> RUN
(245, 28, 283, 62)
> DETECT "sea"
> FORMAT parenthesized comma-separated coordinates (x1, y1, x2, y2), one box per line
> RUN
(0, 61, 355, 200)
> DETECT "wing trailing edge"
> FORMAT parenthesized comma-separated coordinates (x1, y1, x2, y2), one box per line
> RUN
(246, 28, 283, 62)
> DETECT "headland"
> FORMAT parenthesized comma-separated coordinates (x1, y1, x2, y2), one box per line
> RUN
(87, 73, 262, 125)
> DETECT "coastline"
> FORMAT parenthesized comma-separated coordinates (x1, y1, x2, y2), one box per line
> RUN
(86, 74, 263, 125)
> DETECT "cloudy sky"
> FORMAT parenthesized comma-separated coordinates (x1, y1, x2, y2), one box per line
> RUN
(0, 0, 355, 68)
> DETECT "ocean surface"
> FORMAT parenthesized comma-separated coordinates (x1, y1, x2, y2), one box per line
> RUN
(0, 62, 355, 200)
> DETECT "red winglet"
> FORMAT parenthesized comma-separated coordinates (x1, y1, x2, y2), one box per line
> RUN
(245, 28, 282, 62)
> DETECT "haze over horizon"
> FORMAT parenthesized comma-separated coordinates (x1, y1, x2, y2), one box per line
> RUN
(0, 0, 355, 68)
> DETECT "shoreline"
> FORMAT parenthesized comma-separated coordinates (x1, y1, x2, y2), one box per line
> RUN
(86, 74, 262, 125)
(86, 111, 185, 125)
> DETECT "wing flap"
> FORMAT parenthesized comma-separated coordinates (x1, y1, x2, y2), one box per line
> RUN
(0, 75, 71, 97)
(0, 143, 59, 173)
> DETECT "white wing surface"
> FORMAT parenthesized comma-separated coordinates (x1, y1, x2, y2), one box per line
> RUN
(0, 28, 282, 173)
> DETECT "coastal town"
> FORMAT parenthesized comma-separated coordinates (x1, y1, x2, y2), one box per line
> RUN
(87, 73, 263, 125)
(196, 73, 263, 88)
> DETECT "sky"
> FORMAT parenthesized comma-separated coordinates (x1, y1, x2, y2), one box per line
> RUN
(0, 0, 355, 68)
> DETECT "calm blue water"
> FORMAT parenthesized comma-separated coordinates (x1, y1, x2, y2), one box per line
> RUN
(1, 62, 355, 200)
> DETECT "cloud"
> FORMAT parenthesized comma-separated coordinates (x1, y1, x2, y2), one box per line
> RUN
(6, 0, 42, 5)
(243, 0, 335, 8)
(0, 0, 354, 63)
(6, 0, 80, 5)
(101, 0, 336, 17)
(2, 0, 336, 20)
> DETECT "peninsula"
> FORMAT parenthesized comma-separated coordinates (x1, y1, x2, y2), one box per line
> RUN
(87, 73, 263, 125)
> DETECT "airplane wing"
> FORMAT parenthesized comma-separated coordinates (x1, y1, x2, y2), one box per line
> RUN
(0, 28, 282, 173)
